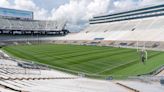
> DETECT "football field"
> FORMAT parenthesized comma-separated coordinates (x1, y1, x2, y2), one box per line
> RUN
(2, 44, 164, 79)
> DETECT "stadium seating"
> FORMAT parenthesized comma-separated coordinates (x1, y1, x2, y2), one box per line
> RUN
(1, 4, 164, 92)
(0, 50, 77, 92)
(61, 16, 164, 42)
(0, 17, 67, 35)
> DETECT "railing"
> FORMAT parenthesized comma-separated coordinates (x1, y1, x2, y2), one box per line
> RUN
(129, 76, 164, 82)
(0, 67, 41, 75)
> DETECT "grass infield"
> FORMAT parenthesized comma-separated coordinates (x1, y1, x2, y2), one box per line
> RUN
(2, 44, 164, 79)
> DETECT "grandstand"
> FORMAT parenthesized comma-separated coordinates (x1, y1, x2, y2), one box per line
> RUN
(0, 3, 164, 92)
(3, 4, 164, 49)
(56, 3, 164, 49)
(0, 18, 68, 35)
(0, 7, 69, 36)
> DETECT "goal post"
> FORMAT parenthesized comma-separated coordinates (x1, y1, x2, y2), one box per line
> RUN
(139, 48, 148, 64)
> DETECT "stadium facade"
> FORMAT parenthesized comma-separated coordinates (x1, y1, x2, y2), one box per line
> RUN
(0, 7, 69, 35)
(0, 7, 33, 19)
(1, 4, 164, 49)
(62, 3, 164, 43)
(90, 4, 164, 24)
(0, 3, 164, 92)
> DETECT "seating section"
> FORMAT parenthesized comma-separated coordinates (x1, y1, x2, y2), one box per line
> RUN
(61, 16, 164, 42)
(0, 50, 77, 92)
(0, 18, 66, 31)
(0, 49, 163, 92)
(0, 50, 133, 92)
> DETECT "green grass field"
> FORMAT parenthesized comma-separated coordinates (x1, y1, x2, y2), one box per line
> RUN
(2, 44, 164, 78)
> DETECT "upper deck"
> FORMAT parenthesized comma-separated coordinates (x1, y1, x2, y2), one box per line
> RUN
(90, 4, 164, 24)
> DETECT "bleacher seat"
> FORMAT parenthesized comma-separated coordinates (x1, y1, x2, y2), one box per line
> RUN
(0, 18, 66, 33)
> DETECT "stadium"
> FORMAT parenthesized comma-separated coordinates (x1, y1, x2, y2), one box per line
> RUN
(0, 2, 164, 92)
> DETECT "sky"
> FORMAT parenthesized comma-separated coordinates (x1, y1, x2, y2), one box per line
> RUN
(0, 0, 163, 32)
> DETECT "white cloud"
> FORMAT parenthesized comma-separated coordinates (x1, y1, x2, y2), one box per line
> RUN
(113, 0, 136, 9)
(49, 0, 111, 31)
(14, 0, 35, 9)
(86, 0, 110, 19)
(0, 0, 163, 32)
(13, 0, 48, 20)
(0, 0, 48, 20)
(0, 0, 10, 8)
(140, 0, 164, 6)
(50, 0, 110, 23)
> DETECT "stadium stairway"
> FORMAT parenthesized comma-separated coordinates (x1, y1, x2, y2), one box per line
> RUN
(116, 82, 139, 92)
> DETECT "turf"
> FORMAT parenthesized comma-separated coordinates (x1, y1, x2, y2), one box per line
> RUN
(2, 44, 164, 78)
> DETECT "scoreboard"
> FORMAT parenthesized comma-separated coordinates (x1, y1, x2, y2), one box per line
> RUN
(0, 7, 33, 19)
